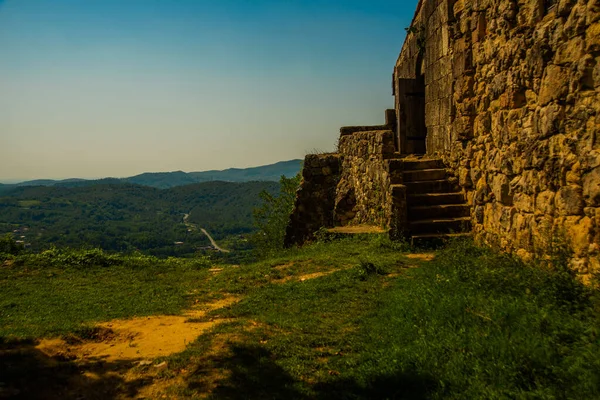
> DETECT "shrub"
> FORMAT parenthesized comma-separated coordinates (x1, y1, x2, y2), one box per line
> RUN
(0, 233, 24, 258)
(251, 174, 301, 256)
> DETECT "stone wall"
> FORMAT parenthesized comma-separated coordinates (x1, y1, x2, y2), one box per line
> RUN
(284, 154, 341, 246)
(285, 130, 397, 245)
(394, 0, 600, 280)
(334, 130, 396, 227)
(395, 0, 454, 154)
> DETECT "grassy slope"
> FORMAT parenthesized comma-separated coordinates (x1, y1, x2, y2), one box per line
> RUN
(1, 237, 599, 399)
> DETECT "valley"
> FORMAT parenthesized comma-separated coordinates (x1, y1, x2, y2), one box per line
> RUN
(0, 180, 278, 258)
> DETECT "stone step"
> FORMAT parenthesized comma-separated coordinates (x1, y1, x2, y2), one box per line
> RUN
(409, 217, 471, 235)
(387, 159, 404, 173)
(408, 204, 470, 220)
(407, 193, 465, 206)
(402, 168, 446, 183)
(327, 225, 386, 234)
(387, 159, 405, 184)
(411, 233, 473, 248)
(403, 159, 444, 171)
(405, 179, 457, 194)
(390, 184, 408, 199)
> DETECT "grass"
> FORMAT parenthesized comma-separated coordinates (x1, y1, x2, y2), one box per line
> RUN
(1, 236, 599, 399)
(17, 200, 42, 207)
(0, 249, 213, 338)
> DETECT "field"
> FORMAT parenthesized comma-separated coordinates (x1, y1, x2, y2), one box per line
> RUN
(1, 236, 599, 399)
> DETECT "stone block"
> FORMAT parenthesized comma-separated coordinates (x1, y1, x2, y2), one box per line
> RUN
(536, 190, 556, 215)
(539, 65, 569, 105)
(555, 185, 584, 215)
(566, 216, 593, 257)
(554, 35, 585, 65)
(532, 215, 554, 253)
(514, 192, 534, 213)
(453, 116, 475, 140)
(564, 3, 588, 38)
(533, 103, 565, 138)
(500, 206, 516, 232)
(459, 167, 473, 188)
(453, 0, 465, 16)
(513, 213, 534, 249)
(453, 47, 473, 76)
(475, 176, 491, 205)
(583, 166, 600, 206)
(492, 174, 513, 205)
(454, 74, 475, 100)
(472, 13, 487, 43)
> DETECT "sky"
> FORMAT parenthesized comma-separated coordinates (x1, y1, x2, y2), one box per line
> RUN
(0, 0, 418, 181)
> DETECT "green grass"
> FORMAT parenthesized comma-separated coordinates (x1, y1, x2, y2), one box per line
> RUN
(170, 239, 600, 399)
(0, 249, 213, 338)
(1, 236, 599, 399)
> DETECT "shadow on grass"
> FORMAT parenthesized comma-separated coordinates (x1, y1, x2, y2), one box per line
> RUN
(0, 337, 150, 399)
(189, 344, 435, 400)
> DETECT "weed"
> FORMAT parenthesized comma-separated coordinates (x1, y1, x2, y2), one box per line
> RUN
(353, 259, 389, 280)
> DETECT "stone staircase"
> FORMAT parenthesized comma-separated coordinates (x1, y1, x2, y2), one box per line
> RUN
(389, 158, 471, 246)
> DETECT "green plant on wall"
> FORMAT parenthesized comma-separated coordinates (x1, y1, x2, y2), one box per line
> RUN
(405, 24, 426, 53)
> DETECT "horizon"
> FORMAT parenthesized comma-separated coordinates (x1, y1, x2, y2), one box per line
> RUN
(0, 157, 303, 184)
(1, 0, 417, 181)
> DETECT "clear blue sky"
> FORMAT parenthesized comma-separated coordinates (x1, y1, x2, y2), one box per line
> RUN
(0, 0, 418, 180)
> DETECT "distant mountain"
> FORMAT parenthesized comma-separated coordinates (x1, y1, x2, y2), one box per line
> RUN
(17, 178, 87, 186)
(0, 184, 16, 196)
(124, 171, 197, 189)
(1, 159, 302, 191)
(187, 160, 303, 184)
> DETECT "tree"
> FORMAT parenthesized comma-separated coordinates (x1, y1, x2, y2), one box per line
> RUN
(252, 174, 301, 256)
(0, 233, 24, 256)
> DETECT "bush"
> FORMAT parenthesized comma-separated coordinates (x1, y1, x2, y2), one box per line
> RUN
(19, 247, 121, 268)
(251, 174, 301, 256)
(0, 233, 24, 258)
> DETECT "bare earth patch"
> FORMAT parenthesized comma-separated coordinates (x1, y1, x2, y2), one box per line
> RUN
(36, 297, 240, 362)
(272, 269, 343, 284)
(327, 225, 386, 234)
(273, 262, 297, 271)
(406, 253, 436, 261)
(134, 328, 256, 399)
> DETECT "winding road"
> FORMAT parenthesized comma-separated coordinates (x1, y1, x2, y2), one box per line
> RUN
(183, 213, 230, 253)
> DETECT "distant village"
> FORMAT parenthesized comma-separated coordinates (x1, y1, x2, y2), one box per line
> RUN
(12, 226, 31, 248)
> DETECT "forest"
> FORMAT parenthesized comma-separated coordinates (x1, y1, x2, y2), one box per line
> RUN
(0, 181, 279, 257)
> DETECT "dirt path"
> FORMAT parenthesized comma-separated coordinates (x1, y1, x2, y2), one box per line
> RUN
(183, 212, 230, 253)
(0, 255, 433, 399)
(36, 297, 240, 362)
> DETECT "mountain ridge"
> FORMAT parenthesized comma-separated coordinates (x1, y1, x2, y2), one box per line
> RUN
(1, 159, 302, 193)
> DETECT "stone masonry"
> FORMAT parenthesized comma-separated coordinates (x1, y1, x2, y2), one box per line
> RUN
(287, 0, 600, 281)
(393, 0, 600, 280)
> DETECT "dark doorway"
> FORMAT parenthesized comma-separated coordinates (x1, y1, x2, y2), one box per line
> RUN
(397, 56, 427, 154)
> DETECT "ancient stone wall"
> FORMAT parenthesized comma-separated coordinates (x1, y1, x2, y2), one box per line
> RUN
(334, 130, 396, 227)
(285, 130, 397, 245)
(395, 0, 600, 279)
(284, 154, 341, 246)
(395, 0, 454, 153)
